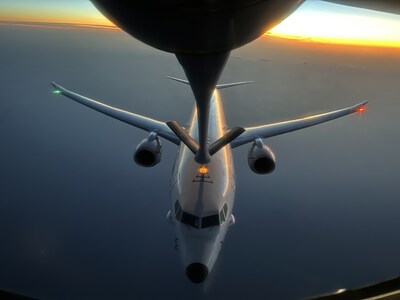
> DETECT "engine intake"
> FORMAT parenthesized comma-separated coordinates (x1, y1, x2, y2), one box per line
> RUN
(248, 139, 276, 174)
(134, 133, 162, 167)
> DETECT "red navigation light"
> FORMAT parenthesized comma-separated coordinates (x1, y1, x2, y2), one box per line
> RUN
(356, 106, 367, 113)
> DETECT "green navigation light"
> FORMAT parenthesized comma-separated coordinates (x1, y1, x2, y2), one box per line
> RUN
(52, 90, 62, 95)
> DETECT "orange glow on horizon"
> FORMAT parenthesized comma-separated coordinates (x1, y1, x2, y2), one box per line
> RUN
(0, 1, 116, 27)
(267, 5, 400, 48)
(0, 21, 119, 32)
(1, 2, 399, 47)
(0, 15, 116, 27)
(265, 32, 400, 49)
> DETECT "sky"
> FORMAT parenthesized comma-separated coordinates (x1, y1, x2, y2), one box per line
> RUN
(0, 0, 110, 25)
(0, 0, 400, 47)
(1, 24, 400, 299)
(1, 1, 400, 300)
(269, 1, 400, 47)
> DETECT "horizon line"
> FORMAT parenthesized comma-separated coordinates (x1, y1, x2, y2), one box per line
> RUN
(1, 19, 400, 49)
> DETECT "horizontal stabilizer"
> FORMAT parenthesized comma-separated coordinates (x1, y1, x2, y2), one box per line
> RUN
(166, 76, 190, 85)
(166, 76, 253, 89)
(216, 81, 254, 89)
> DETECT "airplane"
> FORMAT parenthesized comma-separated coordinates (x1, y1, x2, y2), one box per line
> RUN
(88, 0, 399, 165)
(51, 81, 367, 283)
(50, 0, 398, 284)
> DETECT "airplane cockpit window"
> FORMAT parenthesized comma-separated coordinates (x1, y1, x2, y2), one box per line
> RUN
(174, 200, 229, 229)
(181, 212, 200, 228)
(218, 202, 228, 224)
(219, 209, 225, 222)
(223, 203, 228, 216)
(175, 200, 199, 228)
(201, 214, 220, 228)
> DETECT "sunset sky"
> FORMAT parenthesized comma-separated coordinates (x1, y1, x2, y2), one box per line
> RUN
(0, 0, 400, 47)
(2, 1, 400, 299)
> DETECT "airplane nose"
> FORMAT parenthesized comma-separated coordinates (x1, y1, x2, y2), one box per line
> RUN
(186, 263, 209, 283)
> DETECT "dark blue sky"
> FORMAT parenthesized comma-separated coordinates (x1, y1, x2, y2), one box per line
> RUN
(0, 22, 400, 299)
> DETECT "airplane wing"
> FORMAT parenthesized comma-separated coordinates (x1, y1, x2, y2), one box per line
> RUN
(230, 101, 368, 149)
(322, 0, 400, 14)
(51, 82, 180, 145)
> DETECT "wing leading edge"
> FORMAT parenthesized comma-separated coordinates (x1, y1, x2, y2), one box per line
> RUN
(51, 82, 180, 145)
(231, 101, 368, 149)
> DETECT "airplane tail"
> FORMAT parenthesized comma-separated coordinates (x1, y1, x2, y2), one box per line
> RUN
(166, 76, 253, 89)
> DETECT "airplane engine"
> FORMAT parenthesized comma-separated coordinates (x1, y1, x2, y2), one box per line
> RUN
(134, 134, 162, 167)
(247, 139, 276, 174)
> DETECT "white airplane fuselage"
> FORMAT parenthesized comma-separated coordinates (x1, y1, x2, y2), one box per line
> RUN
(169, 90, 235, 283)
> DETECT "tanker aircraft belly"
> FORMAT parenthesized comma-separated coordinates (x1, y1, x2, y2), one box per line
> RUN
(51, 82, 367, 283)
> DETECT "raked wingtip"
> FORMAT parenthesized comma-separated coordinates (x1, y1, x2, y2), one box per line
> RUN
(352, 100, 369, 113)
(51, 82, 64, 95)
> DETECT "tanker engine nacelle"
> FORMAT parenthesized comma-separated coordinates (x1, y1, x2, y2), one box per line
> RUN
(134, 132, 162, 167)
(248, 138, 276, 174)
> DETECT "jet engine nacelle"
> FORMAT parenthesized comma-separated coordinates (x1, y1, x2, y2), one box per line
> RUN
(134, 133, 162, 167)
(247, 139, 276, 174)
